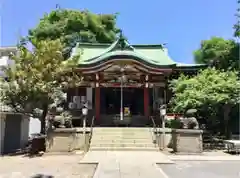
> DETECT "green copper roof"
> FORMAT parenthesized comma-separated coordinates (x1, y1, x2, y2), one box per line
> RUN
(70, 35, 205, 69)
(71, 37, 176, 67)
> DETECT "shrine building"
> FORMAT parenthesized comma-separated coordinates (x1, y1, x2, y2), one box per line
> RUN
(66, 34, 205, 126)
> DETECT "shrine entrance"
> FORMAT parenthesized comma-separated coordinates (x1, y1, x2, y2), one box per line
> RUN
(100, 87, 144, 116)
(98, 87, 148, 127)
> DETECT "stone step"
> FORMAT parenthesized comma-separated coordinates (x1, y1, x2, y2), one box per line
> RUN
(91, 141, 154, 145)
(93, 129, 153, 132)
(94, 129, 151, 131)
(91, 140, 153, 143)
(92, 134, 153, 138)
(92, 136, 152, 140)
(93, 131, 152, 134)
(93, 127, 152, 130)
(90, 143, 156, 147)
(92, 135, 152, 139)
(93, 130, 153, 133)
(91, 136, 152, 139)
(89, 146, 159, 151)
(93, 131, 152, 136)
(92, 137, 153, 140)
(91, 139, 152, 142)
(90, 127, 157, 151)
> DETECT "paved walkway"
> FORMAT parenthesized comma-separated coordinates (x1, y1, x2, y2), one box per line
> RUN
(169, 155, 240, 161)
(80, 151, 173, 178)
(159, 160, 240, 178)
(0, 155, 96, 178)
(1, 151, 240, 177)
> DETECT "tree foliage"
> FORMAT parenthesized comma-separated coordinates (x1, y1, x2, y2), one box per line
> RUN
(0, 39, 82, 133)
(28, 9, 120, 48)
(233, 0, 240, 37)
(169, 68, 240, 113)
(194, 37, 239, 71)
(169, 68, 240, 137)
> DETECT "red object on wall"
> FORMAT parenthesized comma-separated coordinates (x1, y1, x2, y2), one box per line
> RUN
(144, 87, 149, 118)
(95, 87, 100, 120)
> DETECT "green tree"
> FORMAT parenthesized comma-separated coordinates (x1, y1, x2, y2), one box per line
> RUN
(28, 9, 120, 49)
(1, 39, 82, 134)
(233, 0, 240, 37)
(169, 68, 240, 138)
(194, 37, 239, 71)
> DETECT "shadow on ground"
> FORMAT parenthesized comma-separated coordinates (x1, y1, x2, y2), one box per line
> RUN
(31, 174, 54, 178)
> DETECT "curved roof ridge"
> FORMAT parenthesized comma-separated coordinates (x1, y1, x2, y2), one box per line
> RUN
(83, 38, 120, 62)
(84, 37, 136, 62)
(123, 38, 136, 51)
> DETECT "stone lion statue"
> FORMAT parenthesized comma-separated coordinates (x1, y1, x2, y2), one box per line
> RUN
(179, 109, 199, 129)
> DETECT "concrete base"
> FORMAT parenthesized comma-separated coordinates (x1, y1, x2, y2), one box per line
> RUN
(46, 128, 90, 153)
(154, 128, 172, 149)
(172, 129, 203, 154)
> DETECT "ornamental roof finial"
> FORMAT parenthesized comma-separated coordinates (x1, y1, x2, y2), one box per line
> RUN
(56, 4, 61, 9)
(119, 29, 123, 40)
(118, 30, 126, 50)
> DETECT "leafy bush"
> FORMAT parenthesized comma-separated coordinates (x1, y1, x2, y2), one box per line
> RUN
(166, 119, 182, 129)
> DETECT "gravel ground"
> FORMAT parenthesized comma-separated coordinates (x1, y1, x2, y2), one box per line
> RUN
(0, 155, 97, 178)
(158, 161, 240, 178)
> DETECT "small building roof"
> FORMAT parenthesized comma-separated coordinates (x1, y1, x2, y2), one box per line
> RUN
(0, 46, 17, 52)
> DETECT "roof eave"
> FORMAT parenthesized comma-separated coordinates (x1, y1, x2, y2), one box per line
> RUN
(174, 64, 208, 71)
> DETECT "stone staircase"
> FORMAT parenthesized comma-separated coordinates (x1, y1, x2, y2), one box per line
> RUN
(89, 127, 159, 151)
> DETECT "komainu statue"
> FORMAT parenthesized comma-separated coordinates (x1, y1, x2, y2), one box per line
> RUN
(179, 109, 199, 129)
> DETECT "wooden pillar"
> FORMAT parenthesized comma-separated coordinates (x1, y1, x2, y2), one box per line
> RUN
(95, 87, 100, 120)
(95, 74, 100, 120)
(144, 88, 149, 118)
(144, 75, 149, 118)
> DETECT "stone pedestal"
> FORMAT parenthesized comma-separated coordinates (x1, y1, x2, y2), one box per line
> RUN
(154, 128, 172, 148)
(46, 128, 90, 153)
(172, 129, 203, 154)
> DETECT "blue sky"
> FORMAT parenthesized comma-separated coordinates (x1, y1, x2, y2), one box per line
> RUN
(1, 0, 237, 63)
